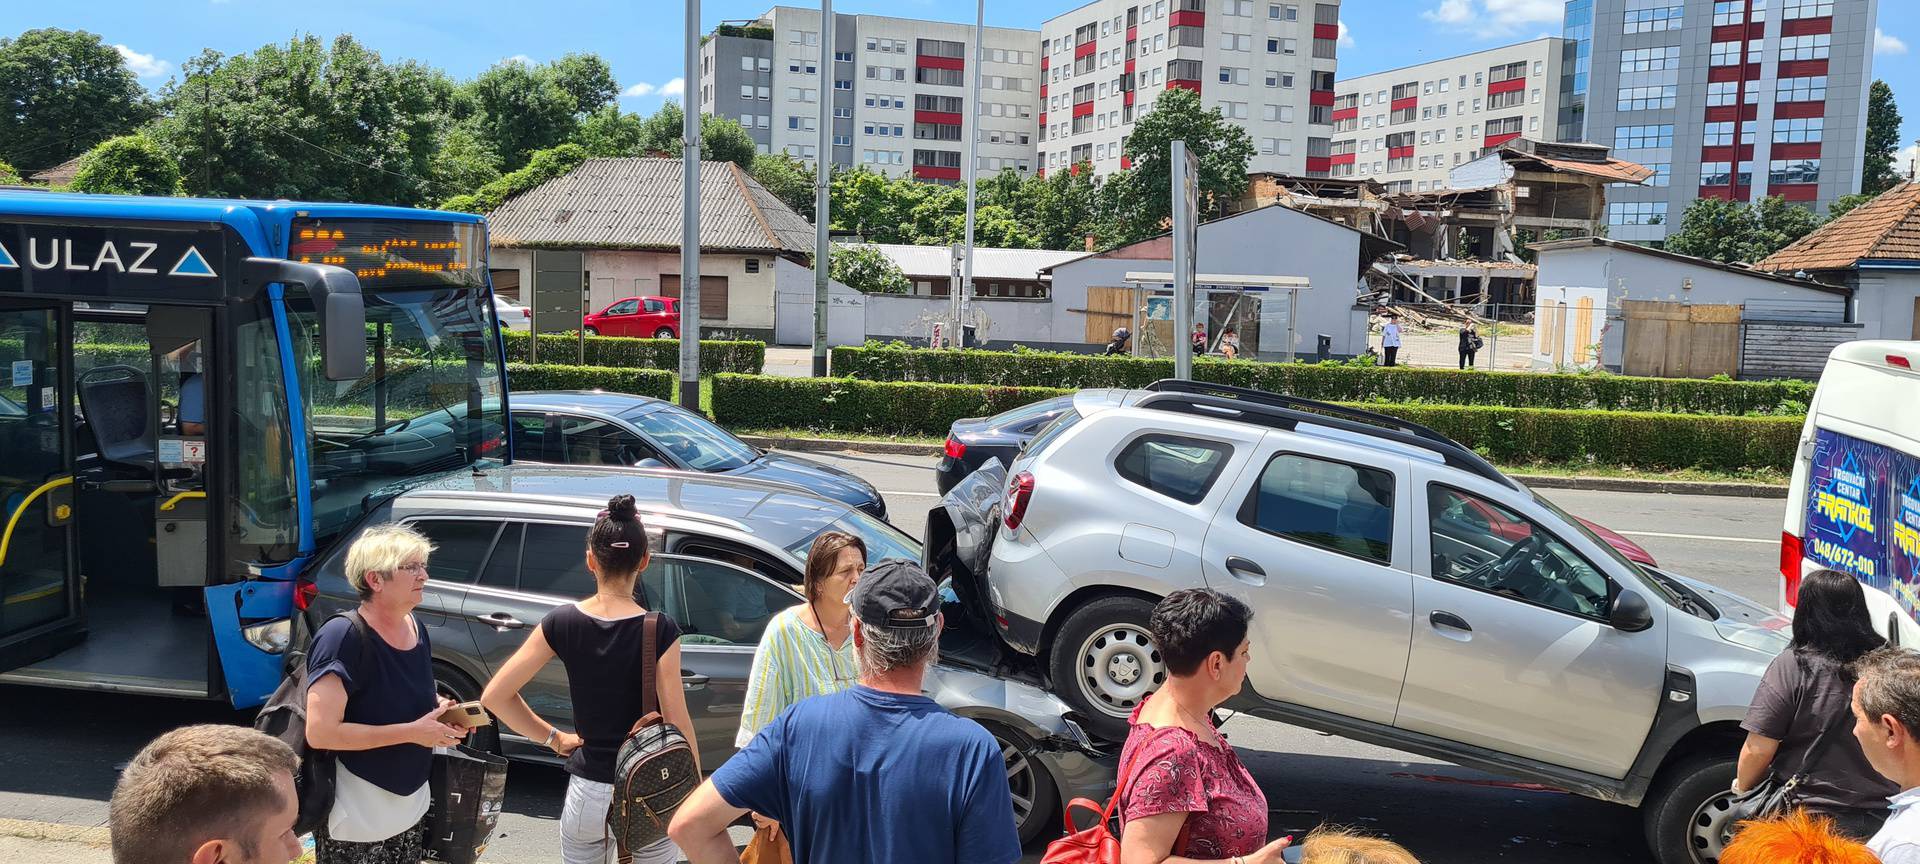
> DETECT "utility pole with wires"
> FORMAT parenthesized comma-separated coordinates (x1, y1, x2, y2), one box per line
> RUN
(958, 0, 985, 349)
(679, 0, 703, 410)
(812, 0, 834, 377)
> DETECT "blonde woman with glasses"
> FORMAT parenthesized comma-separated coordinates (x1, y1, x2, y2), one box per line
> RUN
(305, 523, 469, 864)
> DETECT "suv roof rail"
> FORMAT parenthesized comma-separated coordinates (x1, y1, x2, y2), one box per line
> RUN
(1138, 379, 1517, 489)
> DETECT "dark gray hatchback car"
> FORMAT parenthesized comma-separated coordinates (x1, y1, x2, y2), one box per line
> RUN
(301, 464, 1109, 844)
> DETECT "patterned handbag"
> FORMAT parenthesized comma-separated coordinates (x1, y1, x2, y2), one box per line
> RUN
(606, 612, 701, 860)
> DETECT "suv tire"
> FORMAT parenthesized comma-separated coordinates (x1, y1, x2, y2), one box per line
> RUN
(1049, 595, 1164, 742)
(1642, 753, 1737, 864)
(979, 722, 1060, 845)
(433, 662, 500, 754)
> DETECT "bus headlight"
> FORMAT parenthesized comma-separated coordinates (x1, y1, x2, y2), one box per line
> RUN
(243, 619, 292, 654)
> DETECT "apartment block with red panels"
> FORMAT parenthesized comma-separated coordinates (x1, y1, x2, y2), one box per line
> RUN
(1038, 0, 1340, 179)
(1331, 36, 1569, 192)
(1572, 0, 1875, 241)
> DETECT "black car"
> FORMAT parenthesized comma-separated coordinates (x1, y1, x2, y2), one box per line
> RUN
(506, 391, 888, 519)
(935, 395, 1080, 495)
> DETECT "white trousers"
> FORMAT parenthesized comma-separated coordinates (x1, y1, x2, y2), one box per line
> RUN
(561, 774, 681, 864)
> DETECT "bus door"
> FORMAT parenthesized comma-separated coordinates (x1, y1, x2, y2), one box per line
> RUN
(0, 302, 82, 672)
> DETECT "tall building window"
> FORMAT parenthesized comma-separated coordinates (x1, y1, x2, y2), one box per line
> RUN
(1489, 89, 1525, 110)
(1777, 76, 1828, 102)
(1616, 85, 1677, 111)
(1613, 124, 1674, 149)
(1769, 159, 1821, 184)
(1773, 117, 1824, 143)
(1779, 34, 1832, 61)
(1607, 201, 1668, 225)
(1488, 61, 1528, 84)
(1706, 82, 1757, 106)
(1619, 46, 1681, 73)
(1702, 121, 1755, 146)
(1783, 0, 1834, 18)
(1622, 6, 1683, 32)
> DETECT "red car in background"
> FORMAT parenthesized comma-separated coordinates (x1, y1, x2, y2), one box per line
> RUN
(1443, 488, 1658, 566)
(582, 295, 680, 338)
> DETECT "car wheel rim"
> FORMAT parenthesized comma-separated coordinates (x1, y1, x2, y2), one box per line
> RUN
(993, 731, 1038, 833)
(1078, 623, 1163, 718)
(1687, 790, 1736, 862)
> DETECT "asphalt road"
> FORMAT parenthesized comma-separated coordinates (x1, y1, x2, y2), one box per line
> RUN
(0, 450, 1787, 864)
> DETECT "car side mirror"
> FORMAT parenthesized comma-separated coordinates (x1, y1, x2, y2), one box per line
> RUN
(635, 457, 667, 469)
(1610, 587, 1654, 632)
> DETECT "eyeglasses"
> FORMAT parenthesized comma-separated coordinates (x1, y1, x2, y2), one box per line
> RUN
(392, 562, 429, 574)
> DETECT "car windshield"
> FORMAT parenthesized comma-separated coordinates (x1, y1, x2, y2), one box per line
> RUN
(781, 506, 920, 566)
(624, 405, 759, 471)
(1530, 490, 1683, 607)
(987, 396, 1073, 430)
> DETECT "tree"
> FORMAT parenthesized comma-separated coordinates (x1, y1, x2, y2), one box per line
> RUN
(150, 37, 458, 205)
(0, 29, 154, 173)
(1864, 80, 1904, 195)
(427, 124, 502, 204)
(1665, 195, 1825, 263)
(574, 106, 647, 157)
(629, 102, 757, 167)
(830, 168, 927, 243)
(1828, 192, 1875, 221)
(462, 59, 580, 170)
(749, 153, 817, 217)
(69, 134, 182, 196)
(828, 244, 911, 294)
(441, 142, 588, 213)
(0, 159, 19, 186)
(1029, 165, 1104, 250)
(546, 53, 619, 117)
(1119, 88, 1255, 238)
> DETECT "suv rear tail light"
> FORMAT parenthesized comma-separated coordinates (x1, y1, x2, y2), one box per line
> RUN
(944, 437, 967, 460)
(1004, 471, 1035, 531)
(1780, 531, 1804, 609)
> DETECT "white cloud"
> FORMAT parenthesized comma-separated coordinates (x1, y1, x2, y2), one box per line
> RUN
(1337, 20, 1355, 47)
(1877, 28, 1909, 56)
(622, 77, 686, 101)
(623, 82, 658, 98)
(114, 45, 171, 80)
(660, 77, 686, 98)
(1483, 0, 1566, 25)
(503, 54, 534, 66)
(1423, 0, 1473, 25)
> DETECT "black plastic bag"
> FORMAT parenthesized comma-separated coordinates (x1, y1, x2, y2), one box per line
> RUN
(423, 746, 508, 864)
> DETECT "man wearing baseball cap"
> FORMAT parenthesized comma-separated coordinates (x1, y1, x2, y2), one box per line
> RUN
(670, 559, 1020, 864)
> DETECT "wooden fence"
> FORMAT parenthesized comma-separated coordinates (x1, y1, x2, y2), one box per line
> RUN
(1620, 300, 1743, 379)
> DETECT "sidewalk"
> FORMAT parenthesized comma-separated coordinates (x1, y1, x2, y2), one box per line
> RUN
(0, 820, 111, 864)
(761, 346, 815, 377)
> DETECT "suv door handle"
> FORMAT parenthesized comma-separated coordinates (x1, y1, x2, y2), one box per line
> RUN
(476, 612, 525, 631)
(1430, 610, 1473, 632)
(682, 673, 711, 691)
(1224, 556, 1266, 585)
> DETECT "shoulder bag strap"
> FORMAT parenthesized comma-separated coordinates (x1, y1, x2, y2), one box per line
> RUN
(640, 611, 660, 719)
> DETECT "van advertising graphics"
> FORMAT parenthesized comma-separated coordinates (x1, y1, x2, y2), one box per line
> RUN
(1805, 428, 1920, 615)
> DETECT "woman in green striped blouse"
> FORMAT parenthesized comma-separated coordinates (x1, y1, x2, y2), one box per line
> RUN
(736, 530, 867, 747)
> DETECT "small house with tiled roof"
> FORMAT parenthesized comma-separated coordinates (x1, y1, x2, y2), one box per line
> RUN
(486, 157, 815, 341)
(1757, 183, 1920, 342)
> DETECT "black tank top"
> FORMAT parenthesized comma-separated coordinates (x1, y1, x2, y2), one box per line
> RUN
(539, 604, 682, 782)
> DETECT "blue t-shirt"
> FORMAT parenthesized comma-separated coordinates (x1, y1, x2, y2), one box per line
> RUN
(177, 374, 204, 425)
(307, 613, 437, 795)
(711, 685, 1022, 864)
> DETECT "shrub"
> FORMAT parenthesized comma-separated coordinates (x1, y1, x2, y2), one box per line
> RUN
(501, 331, 763, 374)
(507, 362, 673, 400)
(828, 345, 1814, 416)
(711, 374, 1802, 471)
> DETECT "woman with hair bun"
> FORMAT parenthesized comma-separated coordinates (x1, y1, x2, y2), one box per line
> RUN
(483, 495, 699, 864)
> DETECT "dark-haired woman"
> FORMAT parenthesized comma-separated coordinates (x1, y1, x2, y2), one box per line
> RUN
(1118, 589, 1292, 864)
(482, 495, 699, 864)
(1735, 568, 1895, 840)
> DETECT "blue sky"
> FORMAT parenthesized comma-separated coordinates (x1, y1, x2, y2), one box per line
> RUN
(16, 0, 1920, 172)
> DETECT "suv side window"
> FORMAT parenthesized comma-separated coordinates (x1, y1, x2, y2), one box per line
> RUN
(517, 522, 598, 598)
(407, 519, 503, 585)
(1240, 454, 1394, 565)
(1114, 434, 1232, 504)
(668, 557, 797, 646)
(1426, 485, 1613, 619)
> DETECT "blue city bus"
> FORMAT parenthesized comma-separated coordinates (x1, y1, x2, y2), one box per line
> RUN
(0, 191, 508, 708)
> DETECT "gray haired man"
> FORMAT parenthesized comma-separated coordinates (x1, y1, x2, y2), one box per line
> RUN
(1855, 647, 1920, 862)
(669, 559, 1021, 864)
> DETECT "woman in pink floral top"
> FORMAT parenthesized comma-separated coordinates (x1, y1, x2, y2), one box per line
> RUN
(1118, 589, 1291, 864)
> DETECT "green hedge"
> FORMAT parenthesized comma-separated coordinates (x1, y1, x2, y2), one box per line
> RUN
(828, 346, 1813, 417)
(506, 362, 674, 400)
(503, 332, 764, 375)
(710, 374, 1802, 471)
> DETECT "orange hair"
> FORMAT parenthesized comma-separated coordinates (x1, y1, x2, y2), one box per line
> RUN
(1299, 827, 1421, 864)
(1722, 810, 1881, 864)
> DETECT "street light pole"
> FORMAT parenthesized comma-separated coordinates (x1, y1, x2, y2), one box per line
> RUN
(812, 0, 834, 376)
(959, 0, 985, 349)
(679, 0, 702, 409)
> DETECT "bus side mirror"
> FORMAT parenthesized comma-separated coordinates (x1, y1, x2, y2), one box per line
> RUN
(242, 258, 367, 381)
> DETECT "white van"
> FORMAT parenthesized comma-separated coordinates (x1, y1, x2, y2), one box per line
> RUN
(1783, 340, 1920, 643)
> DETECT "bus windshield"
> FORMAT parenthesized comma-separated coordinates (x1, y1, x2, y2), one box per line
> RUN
(283, 220, 505, 542)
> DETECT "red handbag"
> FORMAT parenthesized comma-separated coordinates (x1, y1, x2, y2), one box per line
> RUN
(1039, 743, 1188, 864)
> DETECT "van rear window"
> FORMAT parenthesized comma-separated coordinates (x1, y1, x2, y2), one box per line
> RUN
(1801, 427, 1920, 614)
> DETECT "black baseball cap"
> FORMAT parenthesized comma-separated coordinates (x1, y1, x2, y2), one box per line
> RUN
(849, 559, 940, 629)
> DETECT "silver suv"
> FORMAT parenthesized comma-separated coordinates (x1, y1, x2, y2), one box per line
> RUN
(930, 380, 1791, 864)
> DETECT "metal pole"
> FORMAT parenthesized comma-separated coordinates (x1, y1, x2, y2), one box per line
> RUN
(1172, 140, 1192, 380)
(812, 0, 834, 376)
(959, 0, 984, 348)
(679, 0, 702, 409)
(1489, 307, 1500, 370)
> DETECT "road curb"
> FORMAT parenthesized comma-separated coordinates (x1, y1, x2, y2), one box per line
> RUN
(742, 433, 1791, 499)
(0, 818, 110, 848)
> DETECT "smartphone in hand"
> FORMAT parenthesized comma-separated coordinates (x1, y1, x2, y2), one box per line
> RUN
(437, 701, 491, 728)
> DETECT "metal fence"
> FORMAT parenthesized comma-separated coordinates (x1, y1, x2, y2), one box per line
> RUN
(1366, 303, 1587, 372)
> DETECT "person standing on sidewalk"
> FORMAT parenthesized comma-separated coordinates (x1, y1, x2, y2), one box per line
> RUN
(1736, 569, 1894, 840)
(731, 532, 868, 856)
(109, 725, 303, 864)
(482, 495, 699, 864)
(1458, 324, 1481, 370)
(1380, 313, 1402, 367)
(1853, 647, 1920, 861)
(305, 524, 468, 864)
(669, 559, 1020, 864)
